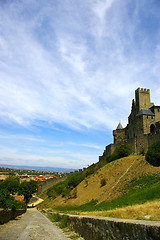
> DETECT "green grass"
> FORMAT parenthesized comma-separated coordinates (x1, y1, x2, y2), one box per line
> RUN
(96, 181, 160, 211)
(123, 174, 160, 190)
(59, 215, 68, 229)
(48, 213, 60, 222)
(52, 175, 160, 213)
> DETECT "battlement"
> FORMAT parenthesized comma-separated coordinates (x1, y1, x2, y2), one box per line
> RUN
(135, 87, 151, 112)
(136, 88, 150, 93)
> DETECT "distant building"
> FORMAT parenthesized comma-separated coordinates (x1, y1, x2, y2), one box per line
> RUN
(0, 175, 9, 180)
(99, 88, 160, 161)
(10, 194, 24, 202)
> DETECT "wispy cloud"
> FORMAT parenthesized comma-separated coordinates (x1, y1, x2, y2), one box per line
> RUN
(0, 0, 160, 167)
(0, 0, 159, 130)
(0, 134, 45, 143)
(0, 146, 97, 168)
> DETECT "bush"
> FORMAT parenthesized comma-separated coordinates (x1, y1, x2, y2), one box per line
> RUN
(2, 175, 20, 194)
(47, 172, 85, 199)
(113, 144, 131, 159)
(49, 213, 60, 222)
(85, 164, 96, 177)
(18, 180, 37, 204)
(107, 144, 131, 163)
(66, 171, 85, 189)
(146, 141, 160, 166)
(100, 178, 106, 187)
(59, 215, 68, 229)
(53, 181, 67, 195)
(47, 189, 57, 199)
(140, 148, 145, 156)
(0, 189, 25, 210)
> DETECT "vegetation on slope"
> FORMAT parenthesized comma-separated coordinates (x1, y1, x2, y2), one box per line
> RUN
(146, 140, 160, 166)
(38, 142, 160, 219)
(37, 142, 160, 221)
(39, 154, 160, 212)
(68, 200, 160, 221)
(47, 171, 85, 200)
(105, 144, 131, 163)
(0, 175, 37, 210)
(46, 144, 131, 201)
(44, 174, 160, 213)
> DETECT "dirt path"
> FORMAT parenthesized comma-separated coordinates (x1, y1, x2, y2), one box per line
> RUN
(0, 208, 69, 240)
(27, 197, 44, 207)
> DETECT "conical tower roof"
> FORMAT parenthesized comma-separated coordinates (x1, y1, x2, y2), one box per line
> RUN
(116, 122, 123, 130)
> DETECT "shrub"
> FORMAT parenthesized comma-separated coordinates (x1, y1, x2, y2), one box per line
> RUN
(66, 171, 85, 189)
(59, 215, 68, 229)
(49, 213, 60, 222)
(53, 181, 67, 195)
(100, 178, 106, 187)
(107, 144, 131, 163)
(140, 148, 145, 156)
(113, 144, 131, 159)
(146, 141, 160, 166)
(47, 189, 57, 199)
(0, 189, 25, 210)
(85, 164, 96, 177)
(47, 172, 85, 199)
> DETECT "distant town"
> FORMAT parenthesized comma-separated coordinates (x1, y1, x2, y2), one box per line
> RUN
(0, 167, 68, 182)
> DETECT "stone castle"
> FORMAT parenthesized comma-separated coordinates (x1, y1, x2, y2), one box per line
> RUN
(99, 88, 160, 161)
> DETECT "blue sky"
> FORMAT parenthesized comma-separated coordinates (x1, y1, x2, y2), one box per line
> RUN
(0, 0, 160, 169)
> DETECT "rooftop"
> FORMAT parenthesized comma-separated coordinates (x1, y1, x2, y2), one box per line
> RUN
(116, 122, 123, 130)
(136, 109, 155, 117)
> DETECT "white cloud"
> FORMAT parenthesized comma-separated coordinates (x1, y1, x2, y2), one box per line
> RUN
(0, 0, 160, 168)
(0, 134, 45, 143)
(92, 0, 115, 25)
(0, 0, 160, 131)
(0, 147, 97, 169)
(58, 37, 87, 73)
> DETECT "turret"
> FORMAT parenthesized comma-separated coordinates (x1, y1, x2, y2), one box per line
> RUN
(135, 88, 151, 113)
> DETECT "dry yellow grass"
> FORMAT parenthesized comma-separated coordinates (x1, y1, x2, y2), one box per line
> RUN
(40, 155, 160, 209)
(76, 200, 160, 221)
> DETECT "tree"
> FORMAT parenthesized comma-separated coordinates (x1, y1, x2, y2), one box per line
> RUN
(0, 189, 10, 209)
(66, 171, 84, 189)
(108, 144, 131, 163)
(18, 180, 37, 204)
(2, 175, 20, 194)
(0, 188, 25, 210)
(146, 141, 160, 167)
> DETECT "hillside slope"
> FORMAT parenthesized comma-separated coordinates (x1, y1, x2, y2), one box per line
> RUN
(40, 155, 160, 209)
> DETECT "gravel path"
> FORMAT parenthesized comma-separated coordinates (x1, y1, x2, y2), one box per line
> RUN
(0, 208, 69, 240)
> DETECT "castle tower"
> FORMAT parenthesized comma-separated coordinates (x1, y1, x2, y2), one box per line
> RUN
(99, 87, 160, 162)
(135, 88, 151, 113)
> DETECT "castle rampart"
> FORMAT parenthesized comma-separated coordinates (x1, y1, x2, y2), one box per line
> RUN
(99, 88, 160, 161)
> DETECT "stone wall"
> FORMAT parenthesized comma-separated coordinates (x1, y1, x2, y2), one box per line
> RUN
(148, 130, 160, 147)
(46, 211, 160, 240)
(0, 209, 26, 224)
(99, 144, 115, 162)
(37, 176, 66, 194)
(99, 88, 160, 160)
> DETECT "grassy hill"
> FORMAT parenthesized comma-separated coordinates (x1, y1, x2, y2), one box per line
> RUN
(39, 155, 160, 220)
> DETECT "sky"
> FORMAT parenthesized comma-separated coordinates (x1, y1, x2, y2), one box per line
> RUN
(0, 0, 160, 170)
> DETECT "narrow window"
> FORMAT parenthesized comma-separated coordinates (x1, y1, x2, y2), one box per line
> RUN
(150, 124, 155, 134)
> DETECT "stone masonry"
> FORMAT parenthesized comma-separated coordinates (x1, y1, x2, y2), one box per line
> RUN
(99, 88, 160, 161)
